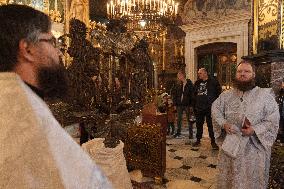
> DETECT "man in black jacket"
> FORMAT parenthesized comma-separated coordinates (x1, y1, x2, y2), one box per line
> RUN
(172, 70, 194, 138)
(193, 68, 221, 149)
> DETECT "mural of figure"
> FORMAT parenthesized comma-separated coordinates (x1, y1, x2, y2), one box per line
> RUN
(182, 0, 251, 24)
(69, 0, 89, 25)
(196, 0, 206, 11)
(183, 0, 197, 17)
(205, 0, 216, 12)
(226, 0, 238, 6)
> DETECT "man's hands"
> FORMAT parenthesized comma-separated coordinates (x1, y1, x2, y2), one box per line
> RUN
(223, 123, 236, 134)
(223, 118, 255, 136)
(241, 117, 254, 136)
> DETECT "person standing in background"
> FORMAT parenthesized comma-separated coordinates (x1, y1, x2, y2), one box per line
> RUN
(193, 68, 221, 149)
(166, 95, 176, 135)
(172, 70, 194, 139)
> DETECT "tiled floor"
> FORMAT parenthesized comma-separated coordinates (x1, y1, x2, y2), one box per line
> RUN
(148, 126, 219, 189)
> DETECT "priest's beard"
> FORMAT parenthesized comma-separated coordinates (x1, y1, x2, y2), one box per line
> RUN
(37, 60, 69, 99)
(233, 77, 256, 92)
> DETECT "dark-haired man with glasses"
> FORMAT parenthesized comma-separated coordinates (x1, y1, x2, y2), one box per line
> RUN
(0, 4, 112, 189)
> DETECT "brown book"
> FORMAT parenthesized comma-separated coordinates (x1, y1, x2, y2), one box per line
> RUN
(242, 117, 250, 129)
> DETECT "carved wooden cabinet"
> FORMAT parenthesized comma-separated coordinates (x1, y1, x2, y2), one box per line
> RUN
(124, 113, 167, 179)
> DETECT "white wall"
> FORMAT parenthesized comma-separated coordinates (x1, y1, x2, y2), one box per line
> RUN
(181, 14, 251, 82)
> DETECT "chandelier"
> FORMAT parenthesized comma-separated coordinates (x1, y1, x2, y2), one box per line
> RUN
(106, 0, 179, 31)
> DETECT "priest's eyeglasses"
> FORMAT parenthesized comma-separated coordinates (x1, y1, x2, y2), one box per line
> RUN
(38, 37, 61, 48)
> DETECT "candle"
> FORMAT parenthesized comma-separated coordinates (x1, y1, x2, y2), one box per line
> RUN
(128, 78, 131, 94)
(153, 62, 158, 91)
(107, 3, 109, 15)
(175, 3, 178, 15)
(55, 0, 57, 11)
(119, 0, 122, 13)
(112, 5, 115, 16)
(110, 1, 113, 15)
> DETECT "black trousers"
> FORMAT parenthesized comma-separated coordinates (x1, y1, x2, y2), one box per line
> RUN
(176, 106, 193, 135)
(195, 110, 215, 142)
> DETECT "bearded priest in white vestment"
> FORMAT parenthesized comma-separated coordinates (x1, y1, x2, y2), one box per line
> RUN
(0, 5, 112, 189)
(212, 60, 279, 189)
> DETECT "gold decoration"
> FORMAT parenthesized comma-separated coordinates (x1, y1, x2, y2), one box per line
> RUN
(106, 0, 178, 31)
(90, 26, 138, 55)
(280, 0, 284, 49)
(253, 0, 283, 52)
(49, 9, 62, 22)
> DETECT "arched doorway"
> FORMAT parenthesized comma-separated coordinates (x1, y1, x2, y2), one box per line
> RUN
(181, 14, 250, 82)
(196, 42, 237, 90)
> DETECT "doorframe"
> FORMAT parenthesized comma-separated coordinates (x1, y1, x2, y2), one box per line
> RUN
(181, 14, 251, 82)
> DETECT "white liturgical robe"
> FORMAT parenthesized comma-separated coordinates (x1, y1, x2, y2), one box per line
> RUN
(212, 86, 279, 189)
(0, 73, 113, 189)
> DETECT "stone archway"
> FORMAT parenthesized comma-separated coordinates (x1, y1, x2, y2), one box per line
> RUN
(196, 42, 237, 90)
(181, 14, 250, 81)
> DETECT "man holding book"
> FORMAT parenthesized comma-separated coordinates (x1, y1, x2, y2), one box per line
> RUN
(212, 60, 279, 189)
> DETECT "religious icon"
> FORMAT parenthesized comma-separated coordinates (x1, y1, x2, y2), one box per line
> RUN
(69, 0, 89, 25)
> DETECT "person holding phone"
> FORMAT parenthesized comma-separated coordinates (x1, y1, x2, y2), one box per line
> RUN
(212, 60, 279, 189)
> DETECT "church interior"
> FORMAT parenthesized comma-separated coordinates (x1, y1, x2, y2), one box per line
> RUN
(0, 0, 283, 188)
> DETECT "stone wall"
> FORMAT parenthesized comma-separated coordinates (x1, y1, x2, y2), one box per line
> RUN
(271, 62, 284, 96)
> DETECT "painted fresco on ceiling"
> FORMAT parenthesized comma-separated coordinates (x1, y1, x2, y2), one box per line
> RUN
(182, 0, 251, 24)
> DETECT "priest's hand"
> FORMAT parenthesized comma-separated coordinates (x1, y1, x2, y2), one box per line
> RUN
(241, 117, 254, 136)
(223, 123, 236, 134)
(241, 125, 255, 136)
